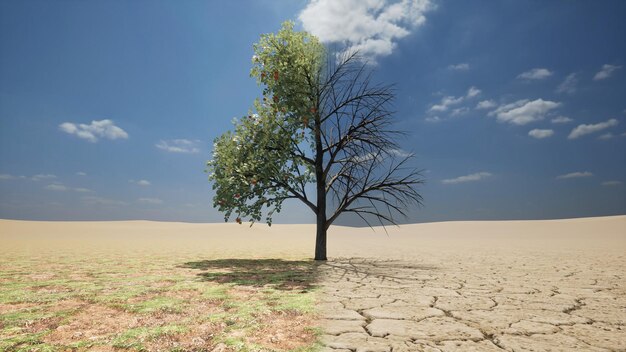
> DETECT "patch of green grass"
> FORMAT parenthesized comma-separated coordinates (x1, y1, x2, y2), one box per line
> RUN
(0, 282, 57, 304)
(165, 280, 203, 292)
(0, 330, 55, 352)
(227, 300, 270, 325)
(1, 326, 23, 337)
(266, 289, 316, 313)
(0, 278, 90, 305)
(90, 285, 154, 304)
(292, 342, 324, 352)
(124, 296, 186, 314)
(220, 336, 269, 352)
(0, 305, 81, 352)
(111, 325, 189, 350)
(62, 280, 105, 297)
(64, 339, 99, 350)
(203, 311, 228, 323)
(0, 303, 78, 331)
(0, 308, 52, 327)
(201, 285, 231, 301)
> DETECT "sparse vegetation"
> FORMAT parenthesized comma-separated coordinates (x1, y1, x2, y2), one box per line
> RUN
(0, 252, 320, 351)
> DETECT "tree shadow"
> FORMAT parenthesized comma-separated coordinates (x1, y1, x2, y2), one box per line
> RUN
(179, 259, 318, 291)
(318, 258, 440, 283)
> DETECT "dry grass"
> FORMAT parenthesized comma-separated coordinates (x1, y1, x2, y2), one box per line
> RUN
(0, 251, 320, 352)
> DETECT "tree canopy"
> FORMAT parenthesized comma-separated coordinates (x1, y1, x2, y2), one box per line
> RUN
(208, 22, 423, 259)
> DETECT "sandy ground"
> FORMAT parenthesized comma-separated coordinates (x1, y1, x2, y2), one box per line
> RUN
(2, 216, 625, 351)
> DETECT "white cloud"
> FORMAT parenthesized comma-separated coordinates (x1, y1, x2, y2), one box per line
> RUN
(528, 129, 554, 139)
(428, 86, 480, 113)
(59, 119, 128, 143)
(424, 116, 442, 123)
(517, 68, 553, 80)
(353, 152, 379, 162)
(476, 100, 497, 110)
(76, 172, 87, 176)
(32, 174, 57, 181)
(1, 174, 15, 180)
(556, 171, 593, 180)
(551, 116, 573, 124)
(389, 149, 413, 158)
(429, 95, 464, 112)
(45, 184, 69, 191)
(45, 183, 93, 193)
(598, 133, 614, 140)
(602, 181, 622, 186)
(489, 99, 561, 125)
(442, 172, 492, 184)
(138, 197, 164, 205)
(3, 173, 60, 181)
(556, 73, 578, 94)
(466, 86, 481, 98)
(568, 119, 619, 139)
(593, 64, 622, 81)
(450, 107, 469, 117)
(156, 139, 201, 153)
(130, 179, 151, 186)
(82, 196, 128, 206)
(299, 0, 434, 63)
(448, 63, 469, 71)
(354, 148, 411, 163)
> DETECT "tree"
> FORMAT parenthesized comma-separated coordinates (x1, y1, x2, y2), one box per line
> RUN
(207, 22, 424, 261)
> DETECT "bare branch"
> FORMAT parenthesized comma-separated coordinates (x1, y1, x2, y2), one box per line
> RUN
(272, 179, 317, 213)
(316, 52, 425, 229)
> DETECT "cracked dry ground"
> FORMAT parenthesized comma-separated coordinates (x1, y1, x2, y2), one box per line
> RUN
(315, 238, 626, 351)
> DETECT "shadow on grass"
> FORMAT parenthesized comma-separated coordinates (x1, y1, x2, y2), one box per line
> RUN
(179, 259, 318, 291)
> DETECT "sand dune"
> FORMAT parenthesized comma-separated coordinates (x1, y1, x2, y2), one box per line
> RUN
(1, 215, 624, 258)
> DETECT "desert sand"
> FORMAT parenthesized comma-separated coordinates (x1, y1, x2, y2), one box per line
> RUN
(2, 216, 625, 351)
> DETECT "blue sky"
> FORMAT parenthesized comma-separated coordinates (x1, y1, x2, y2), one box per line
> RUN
(1, 0, 624, 224)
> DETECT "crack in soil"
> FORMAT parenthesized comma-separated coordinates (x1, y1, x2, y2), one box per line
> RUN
(317, 256, 625, 351)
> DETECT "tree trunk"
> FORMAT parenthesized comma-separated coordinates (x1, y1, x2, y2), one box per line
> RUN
(314, 95, 327, 261)
(315, 214, 327, 261)
(314, 147, 327, 261)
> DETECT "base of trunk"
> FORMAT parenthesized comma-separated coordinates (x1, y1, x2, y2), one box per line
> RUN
(314, 223, 327, 261)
